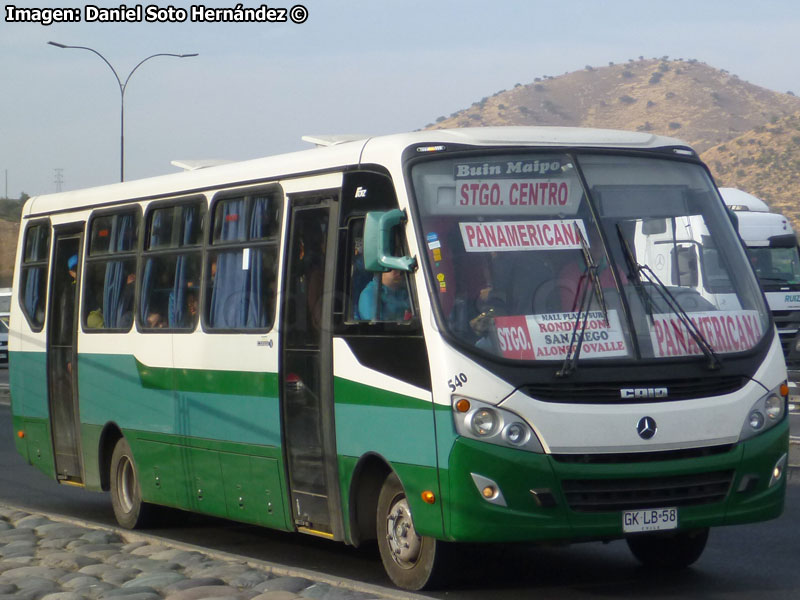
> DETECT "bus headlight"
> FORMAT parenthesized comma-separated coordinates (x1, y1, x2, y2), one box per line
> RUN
(454, 396, 543, 453)
(740, 383, 787, 441)
(504, 422, 530, 446)
(470, 408, 499, 436)
(765, 393, 784, 421)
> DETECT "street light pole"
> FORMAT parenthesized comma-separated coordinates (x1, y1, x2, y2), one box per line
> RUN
(48, 42, 198, 182)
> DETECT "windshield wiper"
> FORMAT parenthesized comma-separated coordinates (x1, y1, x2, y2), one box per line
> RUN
(557, 225, 609, 377)
(615, 224, 720, 370)
(616, 224, 656, 322)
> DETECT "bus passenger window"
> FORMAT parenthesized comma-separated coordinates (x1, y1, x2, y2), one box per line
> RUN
(140, 202, 204, 331)
(205, 193, 280, 331)
(19, 222, 50, 330)
(83, 211, 139, 331)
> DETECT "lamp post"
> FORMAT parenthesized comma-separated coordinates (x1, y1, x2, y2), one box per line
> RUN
(48, 41, 198, 182)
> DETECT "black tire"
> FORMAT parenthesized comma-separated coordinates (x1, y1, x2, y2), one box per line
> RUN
(110, 437, 156, 529)
(376, 472, 448, 590)
(627, 528, 709, 569)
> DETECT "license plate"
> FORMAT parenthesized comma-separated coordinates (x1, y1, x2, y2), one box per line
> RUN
(623, 507, 678, 533)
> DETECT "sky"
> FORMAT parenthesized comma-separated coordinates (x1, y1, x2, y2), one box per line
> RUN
(2, 0, 800, 198)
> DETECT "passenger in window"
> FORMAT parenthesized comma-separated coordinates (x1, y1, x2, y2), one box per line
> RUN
(57, 254, 79, 343)
(358, 269, 411, 321)
(184, 289, 198, 326)
(146, 311, 166, 328)
(86, 308, 104, 328)
(85, 284, 104, 329)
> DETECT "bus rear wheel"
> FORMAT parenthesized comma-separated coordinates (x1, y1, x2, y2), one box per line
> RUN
(626, 528, 709, 569)
(376, 472, 447, 590)
(110, 437, 156, 529)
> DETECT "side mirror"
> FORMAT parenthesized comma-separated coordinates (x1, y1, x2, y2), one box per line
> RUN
(363, 209, 416, 272)
(727, 208, 739, 232)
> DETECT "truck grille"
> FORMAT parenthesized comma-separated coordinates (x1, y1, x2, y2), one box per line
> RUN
(561, 470, 734, 512)
(773, 310, 800, 359)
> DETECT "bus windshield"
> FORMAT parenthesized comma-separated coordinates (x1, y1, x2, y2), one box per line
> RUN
(411, 152, 770, 363)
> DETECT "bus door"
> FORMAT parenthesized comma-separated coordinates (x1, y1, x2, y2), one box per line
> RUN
(47, 227, 84, 482)
(281, 195, 343, 539)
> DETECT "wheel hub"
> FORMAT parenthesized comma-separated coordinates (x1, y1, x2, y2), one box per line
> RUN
(385, 497, 422, 568)
(117, 456, 135, 514)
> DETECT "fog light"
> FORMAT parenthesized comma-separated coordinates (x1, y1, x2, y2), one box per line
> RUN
(770, 454, 788, 487)
(470, 473, 507, 507)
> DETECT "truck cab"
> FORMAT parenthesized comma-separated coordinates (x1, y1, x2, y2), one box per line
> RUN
(720, 188, 800, 391)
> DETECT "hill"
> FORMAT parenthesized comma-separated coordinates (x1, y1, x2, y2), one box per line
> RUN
(702, 112, 800, 228)
(429, 58, 800, 152)
(0, 219, 19, 289)
(427, 57, 800, 228)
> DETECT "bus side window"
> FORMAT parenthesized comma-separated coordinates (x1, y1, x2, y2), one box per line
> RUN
(83, 210, 139, 331)
(347, 219, 370, 321)
(19, 222, 50, 330)
(348, 219, 415, 323)
(205, 192, 279, 331)
(140, 202, 204, 331)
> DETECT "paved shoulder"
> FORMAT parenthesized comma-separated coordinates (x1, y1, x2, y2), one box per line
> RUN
(0, 505, 429, 600)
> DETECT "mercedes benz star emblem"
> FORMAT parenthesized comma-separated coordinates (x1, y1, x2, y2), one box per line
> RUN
(637, 416, 657, 440)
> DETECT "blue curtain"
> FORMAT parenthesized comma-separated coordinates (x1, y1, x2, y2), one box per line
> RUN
(23, 227, 47, 322)
(140, 211, 166, 324)
(247, 197, 267, 328)
(103, 214, 135, 328)
(209, 198, 267, 329)
(24, 268, 42, 323)
(169, 205, 197, 328)
(210, 199, 246, 328)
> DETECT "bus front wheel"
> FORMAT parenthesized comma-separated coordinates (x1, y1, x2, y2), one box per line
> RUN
(626, 528, 709, 569)
(376, 472, 447, 590)
(110, 437, 155, 529)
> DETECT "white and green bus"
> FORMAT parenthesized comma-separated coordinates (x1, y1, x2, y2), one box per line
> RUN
(9, 127, 789, 589)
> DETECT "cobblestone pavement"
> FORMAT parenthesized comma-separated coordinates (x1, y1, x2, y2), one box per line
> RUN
(0, 506, 425, 600)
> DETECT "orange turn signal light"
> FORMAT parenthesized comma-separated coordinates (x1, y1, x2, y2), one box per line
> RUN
(421, 490, 436, 504)
(780, 383, 790, 397)
(17, 431, 24, 439)
(455, 398, 471, 413)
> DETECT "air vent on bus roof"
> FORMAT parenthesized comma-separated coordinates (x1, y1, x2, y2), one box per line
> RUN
(301, 134, 368, 147)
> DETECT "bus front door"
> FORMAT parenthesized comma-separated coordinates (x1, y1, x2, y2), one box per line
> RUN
(281, 197, 342, 539)
(47, 228, 83, 483)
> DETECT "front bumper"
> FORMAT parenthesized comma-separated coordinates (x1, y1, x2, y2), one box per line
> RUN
(442, 420, 788, 542)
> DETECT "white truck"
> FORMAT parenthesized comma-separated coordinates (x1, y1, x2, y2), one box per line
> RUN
(720, 188, 800, 393)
